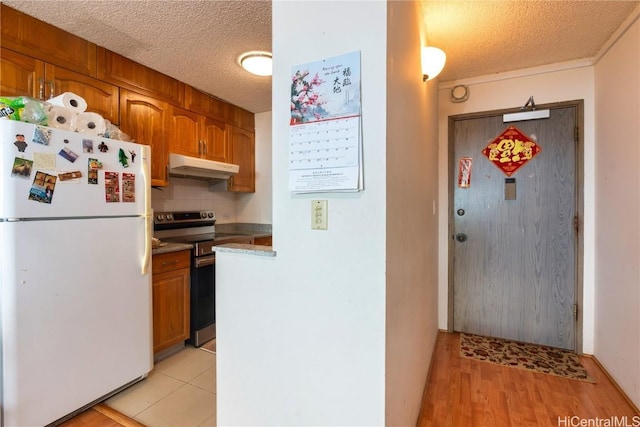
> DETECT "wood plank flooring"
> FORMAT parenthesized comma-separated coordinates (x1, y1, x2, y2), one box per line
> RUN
(419, 331, 639, 427)
(53, 331, 640, 426)
(60, 404, 144, 427)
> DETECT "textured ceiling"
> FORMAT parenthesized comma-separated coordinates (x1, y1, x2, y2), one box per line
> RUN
(3, 1, 639, 114)
(423, 1, 640, 82)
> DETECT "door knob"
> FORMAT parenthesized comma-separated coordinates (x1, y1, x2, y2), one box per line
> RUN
(455, 233, 467, 242)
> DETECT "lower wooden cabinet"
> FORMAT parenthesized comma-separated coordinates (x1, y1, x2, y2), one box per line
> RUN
(152, 250, 190, 354)
(254, 235, 272, 246)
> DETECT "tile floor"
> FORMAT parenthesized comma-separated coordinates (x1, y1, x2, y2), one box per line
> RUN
(105, 346, 216, 427)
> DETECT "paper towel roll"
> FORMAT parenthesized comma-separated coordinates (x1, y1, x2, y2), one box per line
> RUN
(46, 105, 77, 131)
(48, 92, 87, 113)
(73, 112, 106, 136)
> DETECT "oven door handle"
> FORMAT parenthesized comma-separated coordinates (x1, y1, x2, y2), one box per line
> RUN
(194, 255, 216, 268)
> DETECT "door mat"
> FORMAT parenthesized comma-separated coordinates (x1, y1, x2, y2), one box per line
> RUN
(460, 333, 595, 383)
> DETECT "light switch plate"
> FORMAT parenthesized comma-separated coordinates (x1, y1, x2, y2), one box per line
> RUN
(311, 200, 328, 230)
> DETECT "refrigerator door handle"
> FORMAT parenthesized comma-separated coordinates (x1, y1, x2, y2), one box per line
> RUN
(141, 145, 152, 275)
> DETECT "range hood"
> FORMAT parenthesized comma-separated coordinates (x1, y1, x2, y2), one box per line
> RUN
(168, 153, 239, 180)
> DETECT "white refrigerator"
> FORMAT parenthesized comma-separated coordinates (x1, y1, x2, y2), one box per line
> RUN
(0, 120, 153, 426)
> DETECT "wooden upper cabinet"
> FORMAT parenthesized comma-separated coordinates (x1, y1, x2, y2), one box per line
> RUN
(46, 64, 119, 124)
(119, 89, 170, 187)
(184, 85, 234, 123)
(201, 116, 228, 162)
(234, 106, 255, 132)
(227, 125, 255, 192)
(0, 47, 44, 97)
(97, 48, 183, 105)
(1, 4, 97, 77)
(169, 107, 201, 158)
(1, 48, 119, 124)
(169, 107, 229, 163)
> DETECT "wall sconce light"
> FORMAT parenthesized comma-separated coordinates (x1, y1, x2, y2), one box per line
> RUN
(422, 46, 446, 82)
(239, 51, 273, 76)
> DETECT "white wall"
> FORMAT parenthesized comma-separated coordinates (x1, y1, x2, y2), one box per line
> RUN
(237, 111, 273, 224)
(384, 1, 439, 425)
(437, 64, 597, 353)
(151, 176, 237, 222)
(217, 1, 388, 425)
(593, 15, 640, 407)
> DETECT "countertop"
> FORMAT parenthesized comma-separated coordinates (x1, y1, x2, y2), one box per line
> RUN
(151, 222, 272, 256)
(152, 242, 193, 255)
(213, 243, 276, 257)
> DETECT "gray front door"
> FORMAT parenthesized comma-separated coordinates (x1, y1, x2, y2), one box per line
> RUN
(451, 104, 578, 350)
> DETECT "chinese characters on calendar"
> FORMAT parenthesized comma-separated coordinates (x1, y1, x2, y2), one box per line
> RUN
(289, 51, 363, 193)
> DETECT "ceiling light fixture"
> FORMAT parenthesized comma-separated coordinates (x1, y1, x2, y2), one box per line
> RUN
(422, 46, 446, 82)
(239, 51, 273, 76)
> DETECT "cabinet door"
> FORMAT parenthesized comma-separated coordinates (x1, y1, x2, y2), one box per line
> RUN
(169, 106, 201, 158)
(152, 267, 190, 353)
(202, 116, 228, 162)
(97, 47, 183, 105)
(0, 47, 45, 98)
(120, 89, 170, 186)
(254, 236, 272, 246)
(184, 84, 234, 123)
(46, 64, 119, 124)
(227, 125, 255, 192)
(1, 4, 97, 77)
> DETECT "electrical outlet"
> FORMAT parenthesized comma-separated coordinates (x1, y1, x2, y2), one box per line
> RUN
(311, 200, 328, 230)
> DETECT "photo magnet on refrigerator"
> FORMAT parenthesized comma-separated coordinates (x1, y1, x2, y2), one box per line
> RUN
(104, 171, 120, 203)
(82, 139, 94, 153)
(28, 171, 57, 204)
(58, 171, 83, 182)
(58, 147, 79, 163)
(32, 125, 52, 145)
(11, 157, 33, 179)
(122, 173, 135, 202)
(88, 158, 101, 184)
(14, 134, 27, 152)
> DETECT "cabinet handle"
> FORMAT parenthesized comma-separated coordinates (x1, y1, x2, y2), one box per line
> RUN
(203, 140, 207, 156)
(161, 260, 179, 267)
(48, 80, 55, 99)
(38, 78, 44, 100)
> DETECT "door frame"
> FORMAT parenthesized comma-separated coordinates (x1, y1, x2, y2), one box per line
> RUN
(446, 99, 585, 354)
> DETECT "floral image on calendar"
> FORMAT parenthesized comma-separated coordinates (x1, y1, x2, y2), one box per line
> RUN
(289, 51, 363, 193)
(290, 51, 361, 124)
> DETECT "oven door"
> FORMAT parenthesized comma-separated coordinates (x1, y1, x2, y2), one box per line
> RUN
(189, 254, 216, 347)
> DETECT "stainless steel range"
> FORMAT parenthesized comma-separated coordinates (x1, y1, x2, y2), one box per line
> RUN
(153, 210, 254, 346)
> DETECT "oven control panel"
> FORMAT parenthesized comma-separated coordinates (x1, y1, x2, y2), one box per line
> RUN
(153, 211, 216, 224)
(154, 210, 215, 229)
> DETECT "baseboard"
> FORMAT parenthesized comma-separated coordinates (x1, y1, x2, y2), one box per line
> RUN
(586, 355, 640, 414)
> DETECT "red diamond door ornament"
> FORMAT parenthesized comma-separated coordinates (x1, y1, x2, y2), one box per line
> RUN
(481, 125, 541, 176)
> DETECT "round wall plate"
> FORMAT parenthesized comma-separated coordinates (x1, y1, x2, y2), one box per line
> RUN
(451, 85, 469, 103)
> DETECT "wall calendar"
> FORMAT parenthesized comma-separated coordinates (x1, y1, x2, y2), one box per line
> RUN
(289, 51, 363, 193)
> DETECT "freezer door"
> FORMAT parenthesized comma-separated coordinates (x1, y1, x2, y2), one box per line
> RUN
(1, 217, 153, 426)
(0, 121, 150, 219)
